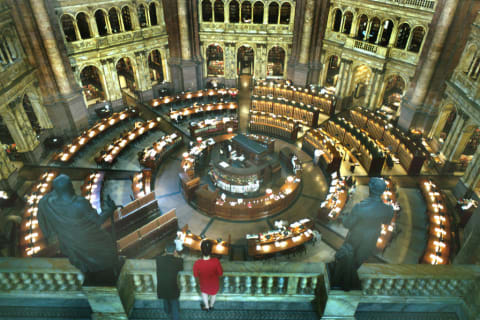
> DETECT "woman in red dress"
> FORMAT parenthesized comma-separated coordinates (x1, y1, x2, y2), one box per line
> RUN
(193, 240, 223, 311)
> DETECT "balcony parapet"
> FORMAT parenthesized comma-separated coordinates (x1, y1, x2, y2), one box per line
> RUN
(345, 38, 389, 59)
(200, 22, 293, 35)
(452, 71, 480, 101)
(369, 0, 436, 12)
(65, 26, 167, 55)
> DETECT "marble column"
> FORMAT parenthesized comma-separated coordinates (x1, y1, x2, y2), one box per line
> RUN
(335, 60, 346, 95)
(349, 13, 358, 38)
(0, 145, 16, 180)
(449, 127, 475, 161)
(398, 0, 460, 130)
(90, 15, 100, 37)
(160, 46, 171, 82)
(101, 58, 123, 108)
(292, 0, 315, 85)
(178, 0, 192, 61)
(342, 61, 354, 98)
(367, 69, 384, 110)
(73, 21, 81, 41)
(441, 113, 465, 158)
(461, 147, 480, 190)
(388, 22, 399, 47)
(224, 42, 237, 87)
(27, 91, 53, 129)
(29, 0, 88, 135)
(2, 108, 34, 152)
(135, 50, 153, 102)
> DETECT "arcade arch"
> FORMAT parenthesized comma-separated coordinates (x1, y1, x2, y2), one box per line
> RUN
(267, 46, 286, 78)
(80, 66, 107, 106)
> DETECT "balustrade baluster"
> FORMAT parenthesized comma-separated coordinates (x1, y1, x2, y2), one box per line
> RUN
(287, 276, 299, 294)
(190, 275, 197, 292)
(223, 276, 230, 293)
(310, 277, 318, 295)
(277, 277, 285, 294)
(180, 274, 187, 293)
(246, 276, 252, 294)
(256, 276, 263, 294)
(234, 276, 241, 293)
(299, 277, 308, 294)
(266, 276, 273, 295)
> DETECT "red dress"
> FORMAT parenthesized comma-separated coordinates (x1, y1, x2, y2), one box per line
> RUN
(193, 258, 223, 295)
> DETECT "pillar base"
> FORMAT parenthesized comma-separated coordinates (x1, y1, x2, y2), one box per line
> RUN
(138, 89, 154, 103)
(290, 63, 310, 87)
(398, 99, 417, 131)
(45, 92, 88, 136)
(169, 59, 202, 92)
(82, 285, 128, 320)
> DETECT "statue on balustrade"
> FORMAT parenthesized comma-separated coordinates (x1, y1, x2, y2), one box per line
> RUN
(38, 174, 118, 281)
(329, 177, 394, 290)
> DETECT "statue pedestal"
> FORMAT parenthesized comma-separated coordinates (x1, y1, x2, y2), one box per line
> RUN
(82, 285, 128, 320)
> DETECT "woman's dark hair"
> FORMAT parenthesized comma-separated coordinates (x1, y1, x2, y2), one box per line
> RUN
(201, 239, 213, 257)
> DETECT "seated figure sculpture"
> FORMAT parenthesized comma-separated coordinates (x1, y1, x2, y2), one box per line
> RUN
(330, 177, 394, 290)
(38, 174, 118, 279)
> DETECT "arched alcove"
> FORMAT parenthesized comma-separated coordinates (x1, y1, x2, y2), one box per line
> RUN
(148, 50, 164, 84)
(253, 1, 263, 24)
(280, 3, 291, 24)
(22, 95, 41, 133)
(138, 4, 148, 28)
(109, 8, 122, 33)
(395, 23, 410, 49)
(408, 26, 425, 53)
(332, 9, 342, 32)
(61, 14, 77, 42)
(381, 75, 406, 112)
(76, 13, 91, 39)
(122, 6, 133, 31)
(268, 2, 279, 24)
(202, 0, 213, 22)
(95, 10, 109, 36)
(229, 0, 240, 23)
(237, 45, 254, 75)
(351, 65, 372, 105)
(206, 44, 224, 76)
(116, 57, 137, 93)
(267, 46, 285, 78)
(214, 0, 224, 22)
(342, 12, 353, 34)
(80, 66, 106, 106)
(241, 1, 252, 23)
(326, 55, 340, 86)
(149, 2, 159, 26)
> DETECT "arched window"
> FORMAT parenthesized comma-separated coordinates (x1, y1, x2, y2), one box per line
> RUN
(108, 8, 121, 33)
(342, 12, 353, 34)
(470, 58, 480, 80)
(138, 4, 148, 28)
(76, 13, 91, 39)
(202, 0, 213, 22)
(253, 2, 263, 24)
(237, 45, 254, 75)
(61, 14, 77, 42)
(462, 46, 477, 75)
(229, 0, 239, 23)
(214, 0, 224, 22)
(280, 3, 291, 24)
(80, 66, 106, 106)
(267, 46, 285, 78)
(148, 50, 164, 84)
(332, 9, 342, 32)
(326, 55, 340, 86)
(116, 57, 137, 92)
(206, 44, 224, 76)
(368, 17, 381, 43)
(241, 1, 252, 23)
(94, 10, 109, 36)
(268, 2, 279, 24)
(149, 2, 158, 26)
(356, 15, 368, 39)
(395, 23, 410, 49)
(408, 26, 425, 53)
(122, 6, 133, 31)
(379, 20, 393, 46)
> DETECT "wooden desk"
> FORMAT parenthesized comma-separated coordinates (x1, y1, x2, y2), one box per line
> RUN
(169, 102, 237, 121)
(249, 112, 299, 141)
(318, 177, 348, 221)
(251, 97, 319, 127)
(81, 172, 105, 213)
(95, 120, 160, 165)
(151, 88, 239, 108)
(21, 171, 58, 257)
(132, 169, 152, 199)
(180, 224, 230, 256)
(247, 218, 314, 257)
(139, 133, 182, 169)
(302, 129, 341, 174)
(189, 118, 238, 138)
(53, 109, 137, 162)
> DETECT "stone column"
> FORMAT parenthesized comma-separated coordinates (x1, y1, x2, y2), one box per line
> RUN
(118, 11, 125, 32)
(364, 19, 372, 41)
(104, 14, 112, 35)
(224, 42, 237, 87)
(73, 21, 81, 41)
(263, 4, 268, 24)
(255, 44, 267, 79)
(367, 69, 384, 110)
(398, 0, 460, 130)
(461, 147, 480, 190)
(291, 0, 315, 85)
(448, 127, 475, 161)
(101, 58, 123, 108)
(441, 113, 465, 157)
(335, 60, 346, 95)
(178, 0, 192, 61)
(349, 12, 358, 38)
(388, 22, 399, 47)
(2, 108, 34, 152)
(28, 91, 53, 129)
(0, 145, 16, 180)
(135, 50, 153, 102)
(160, 46, 171, 82)
(90, 15, 100, 37)
(376, 24, 384, 45)
(224, 2, 229, 23)
(342, 61, 354, 98)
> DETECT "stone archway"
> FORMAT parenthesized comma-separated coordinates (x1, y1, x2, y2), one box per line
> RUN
(237, 45, 254, 75)
(80, 66, 107, 106)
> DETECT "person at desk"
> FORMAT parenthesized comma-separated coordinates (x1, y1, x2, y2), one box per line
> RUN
(329, 178, 393, 290)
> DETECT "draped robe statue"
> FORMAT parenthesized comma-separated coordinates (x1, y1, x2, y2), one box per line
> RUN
(330, 177, 394, 290)
(38, 174, 117, 274)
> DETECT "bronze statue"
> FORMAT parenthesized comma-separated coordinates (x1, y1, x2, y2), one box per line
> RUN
(38, 174, 118, 275)
(330, 177, 394, 290)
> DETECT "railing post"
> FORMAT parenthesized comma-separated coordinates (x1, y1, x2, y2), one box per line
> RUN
(256, 276, 263, 294)
(223, 276, 230, 293)
(287, 276, 299, 294)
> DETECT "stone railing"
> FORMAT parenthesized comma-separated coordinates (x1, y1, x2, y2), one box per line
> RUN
(371, 0, 436, 11)
(323, 264, 480, 320)
(200, 22, 293, 34)
(118, 258, 324, 305)
(324, 30, 348, 45)
(388, 47, 420, 65)
(65, 26, 167, 55)
(345, 38, 389, 59)
(452, 71, 479, 99)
